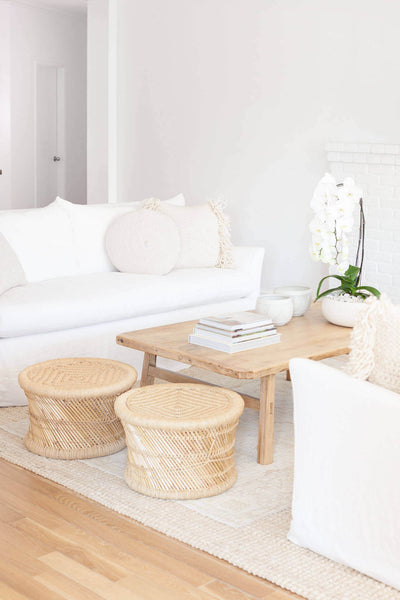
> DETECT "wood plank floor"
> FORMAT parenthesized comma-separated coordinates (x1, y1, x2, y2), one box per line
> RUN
(0, 458, 303, 600)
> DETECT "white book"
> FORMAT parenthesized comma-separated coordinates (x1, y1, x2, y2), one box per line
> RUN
(193, 327, 277, 343)
(189, 333, 281, 353)
(195, 323, 275, 338)
(199, 311, 272, 332)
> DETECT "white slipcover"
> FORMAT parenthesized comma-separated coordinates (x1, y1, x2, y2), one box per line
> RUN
(0, 294, 259, 407)
(288, 358, 400, 591)
(0, 245, 264, 405)
(0, 233, 26, 295)
(0, 247, 259, 338)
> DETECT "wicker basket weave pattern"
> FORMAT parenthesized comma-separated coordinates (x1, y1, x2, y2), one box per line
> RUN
(19, 358, 137, 459)
(115, 383, 244, 499)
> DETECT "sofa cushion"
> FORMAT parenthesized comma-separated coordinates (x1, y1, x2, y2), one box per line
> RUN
(0, 233, 27, 295)
(0, 200, 78, 282)
(105, 209, 180, 275)
(0, 247, 256, 337)
(58, 194, 185, 274)
(145, 198, 233, 269)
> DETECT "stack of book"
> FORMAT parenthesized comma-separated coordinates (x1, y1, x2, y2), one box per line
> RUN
(189, 312, 280, 353)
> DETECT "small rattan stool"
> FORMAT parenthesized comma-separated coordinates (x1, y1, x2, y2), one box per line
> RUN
(115, 383, 244, 499)
(19, 358, 137, 459)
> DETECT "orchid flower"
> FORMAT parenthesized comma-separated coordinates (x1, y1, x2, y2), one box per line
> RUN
(310, 173, 360, 271)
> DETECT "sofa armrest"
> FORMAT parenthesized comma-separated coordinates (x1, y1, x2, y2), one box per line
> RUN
(288, 357, 400, 589)
(232, 246, 265, 295)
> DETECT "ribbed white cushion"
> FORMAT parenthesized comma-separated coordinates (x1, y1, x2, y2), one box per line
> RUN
(106, 210, 180, 275)
(0, 200, 78, 282)
(0, 233, 26, 295)
(58, 194, 185, 274)
(0, 247, 255, 337)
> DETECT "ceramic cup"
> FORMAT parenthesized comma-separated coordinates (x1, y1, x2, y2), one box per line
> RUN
(273, 285, 312, 317)
(256, 294, 293, 326)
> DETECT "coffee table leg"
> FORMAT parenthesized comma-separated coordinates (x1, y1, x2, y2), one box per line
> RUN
(258, 374, 275, 465)
(140, 353, 157, 386)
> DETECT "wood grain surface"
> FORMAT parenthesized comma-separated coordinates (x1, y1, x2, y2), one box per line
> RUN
(0, 458, 303, 600)
(117, 304, 350, 379)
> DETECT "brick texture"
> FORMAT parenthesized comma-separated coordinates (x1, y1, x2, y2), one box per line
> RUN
(327, 142, 400, 301)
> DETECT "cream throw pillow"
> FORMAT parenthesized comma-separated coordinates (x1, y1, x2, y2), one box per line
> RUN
(105, 209, 180, 275)
(56, 194, 185, 274)
(0, 233, 27, 295)
(347, 294, 400, 394)
(144, 198, 233, 269)
(0, 200, 78, 281)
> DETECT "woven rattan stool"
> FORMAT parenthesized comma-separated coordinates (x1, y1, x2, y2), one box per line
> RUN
(19, 358, 137, 459)
(115, 383, 244, 499)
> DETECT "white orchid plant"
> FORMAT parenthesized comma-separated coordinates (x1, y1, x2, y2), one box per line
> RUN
(310, 173, 380, 301)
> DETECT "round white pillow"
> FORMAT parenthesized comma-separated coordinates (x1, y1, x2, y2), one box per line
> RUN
(105, 209, 180, 275)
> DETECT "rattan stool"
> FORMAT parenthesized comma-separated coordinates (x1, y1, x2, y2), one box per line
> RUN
(115, 383, 244, 499)
(19, 358, 137, 459)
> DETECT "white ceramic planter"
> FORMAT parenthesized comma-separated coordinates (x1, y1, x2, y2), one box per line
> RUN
(256, 294, 293, 326)
(321, 296, 367, 327)
(274, 285, 312, 317)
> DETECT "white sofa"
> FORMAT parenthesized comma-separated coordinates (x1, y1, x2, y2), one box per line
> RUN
(0, 196, 264, 406)
(288, 358, 400, 591)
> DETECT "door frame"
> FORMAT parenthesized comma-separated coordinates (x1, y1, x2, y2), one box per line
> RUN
(33, 61, 66, 208)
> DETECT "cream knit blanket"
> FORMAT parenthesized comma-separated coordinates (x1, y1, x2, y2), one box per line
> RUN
(347, 294, 400, 394)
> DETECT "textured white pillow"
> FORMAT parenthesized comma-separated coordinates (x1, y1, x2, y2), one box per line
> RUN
(58, 194, 185, 274)
(105, 209, 180, 275)
(145, 198, 233, 269)
(0, 200, 78, 282)
(0, 233, 27, 295)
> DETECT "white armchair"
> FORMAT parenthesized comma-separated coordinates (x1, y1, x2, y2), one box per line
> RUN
(288, 358, 400, 591)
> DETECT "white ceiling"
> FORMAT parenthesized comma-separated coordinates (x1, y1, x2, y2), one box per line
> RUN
(15, 0, 87, 14)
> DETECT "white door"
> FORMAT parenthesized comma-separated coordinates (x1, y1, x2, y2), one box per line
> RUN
(35, 64, 65, 207)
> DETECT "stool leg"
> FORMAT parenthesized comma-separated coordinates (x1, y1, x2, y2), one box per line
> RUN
(286, 369, 291, 381)
(140, 353, 157, 386)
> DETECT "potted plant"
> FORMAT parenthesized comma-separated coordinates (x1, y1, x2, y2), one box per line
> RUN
(310, 173, 380, 327)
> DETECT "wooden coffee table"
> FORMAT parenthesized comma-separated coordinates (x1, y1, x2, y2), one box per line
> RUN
(117, 305, 351, 465)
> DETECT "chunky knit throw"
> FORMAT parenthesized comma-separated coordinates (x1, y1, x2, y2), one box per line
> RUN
(347, 294, 400, 394)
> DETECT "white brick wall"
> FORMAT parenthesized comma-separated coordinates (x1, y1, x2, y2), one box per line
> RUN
(327, 143, 400, 302)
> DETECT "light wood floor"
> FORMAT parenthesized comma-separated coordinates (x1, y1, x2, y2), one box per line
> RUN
(0, 458, 303, 600)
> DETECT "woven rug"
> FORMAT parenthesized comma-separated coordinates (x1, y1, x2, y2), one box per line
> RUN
(0, 359, 398, 600)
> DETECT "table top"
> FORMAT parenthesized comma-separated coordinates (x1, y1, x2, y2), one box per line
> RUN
(117, 304, 351, 380)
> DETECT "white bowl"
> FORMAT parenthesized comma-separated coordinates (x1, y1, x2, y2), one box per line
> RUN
(321, 296, 368, 327)
(256, 294, 293, 326)
(274, 285, 312, 317)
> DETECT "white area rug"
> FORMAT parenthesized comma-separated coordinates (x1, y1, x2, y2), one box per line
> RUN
(0, 360, 398, 600)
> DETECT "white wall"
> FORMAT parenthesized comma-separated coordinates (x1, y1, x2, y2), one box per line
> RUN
(0, 1, 12, 209)
(87, 0, 109, 204)
(5, 1, 87, 209)
(114, 0, 400, 289)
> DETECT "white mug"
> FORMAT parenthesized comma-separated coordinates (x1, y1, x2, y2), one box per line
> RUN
(256, 294, 293, 326)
